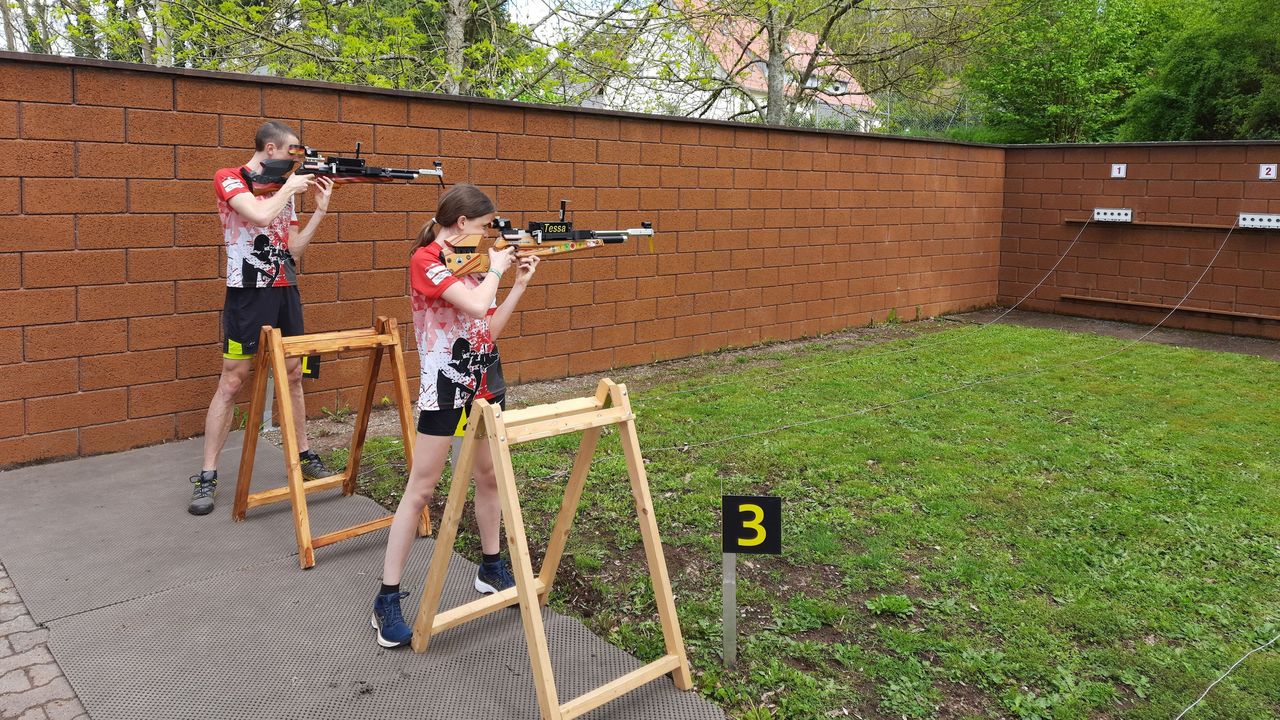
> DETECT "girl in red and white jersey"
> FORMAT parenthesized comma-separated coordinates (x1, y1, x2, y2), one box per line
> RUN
(371, 183, 539, 648)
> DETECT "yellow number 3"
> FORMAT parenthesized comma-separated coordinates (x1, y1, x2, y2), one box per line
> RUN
(739, 503, 766, 546)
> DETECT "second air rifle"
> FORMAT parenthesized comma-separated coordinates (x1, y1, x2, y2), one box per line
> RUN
(442, 200, 653, 276)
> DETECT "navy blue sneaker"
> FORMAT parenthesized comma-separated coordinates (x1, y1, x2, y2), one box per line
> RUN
(475, 559, 516, 594)
(371, 591, 412, 648)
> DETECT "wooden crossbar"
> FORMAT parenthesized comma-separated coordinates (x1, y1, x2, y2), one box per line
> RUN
(243, 474, 344, 510)
(432, 578, 549, 634)
(279, 327, 379, 345)
(278, 333, 398, 358)
(410, 379, 693, 718)
(313, 515, 396, 548)
(560, 655, 683, 720)
(500, 396, 602, 427)
(504, 405, 632, 445)
(231, 317, 429, 569)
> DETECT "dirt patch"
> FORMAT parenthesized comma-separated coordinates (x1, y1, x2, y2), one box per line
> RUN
(934, 679, 998, 720)
(779, 560, 846, 598)
(541, 557, 609, 618)
(264, 408, 409, 458)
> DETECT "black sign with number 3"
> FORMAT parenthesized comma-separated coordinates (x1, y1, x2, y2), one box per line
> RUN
(722, 495, 782, 555)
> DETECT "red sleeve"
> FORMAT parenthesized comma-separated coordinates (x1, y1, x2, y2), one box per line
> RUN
(214, 168, 250, 203)
(410, 246, 459, 301)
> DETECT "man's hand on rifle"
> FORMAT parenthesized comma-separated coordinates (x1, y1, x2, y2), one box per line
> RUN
(282, 172, 315, 196)
(311, 176, 334, 213)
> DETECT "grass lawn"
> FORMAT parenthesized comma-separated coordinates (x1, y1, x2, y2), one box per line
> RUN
(330, 322, 1280, 720)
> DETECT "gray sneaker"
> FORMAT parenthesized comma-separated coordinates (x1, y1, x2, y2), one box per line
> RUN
(188, 471, 217, 515)
(298, 450, 333, 480)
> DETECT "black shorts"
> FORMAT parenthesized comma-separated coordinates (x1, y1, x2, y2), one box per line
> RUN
(417, 395, 506, 437)
(222, 285, 304, 359)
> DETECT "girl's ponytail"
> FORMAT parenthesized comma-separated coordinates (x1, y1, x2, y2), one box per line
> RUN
(411, 218, 439, 255)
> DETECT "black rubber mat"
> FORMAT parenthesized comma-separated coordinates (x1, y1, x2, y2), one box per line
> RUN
(0, 433, 725, 719)
(0, 433, 392, 623)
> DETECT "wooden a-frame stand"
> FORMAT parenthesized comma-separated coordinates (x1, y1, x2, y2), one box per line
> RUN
(232, 316, 430, 569)
(411, 379, 693, 720)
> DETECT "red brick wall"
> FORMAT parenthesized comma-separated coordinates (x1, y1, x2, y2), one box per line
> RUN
(1, 52, 1006, 467)
(1000, 145, 1280, 337)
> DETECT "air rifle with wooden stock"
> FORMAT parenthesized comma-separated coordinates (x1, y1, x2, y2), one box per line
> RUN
(241, 142, 445, 196)
(442, 200, 653, 276)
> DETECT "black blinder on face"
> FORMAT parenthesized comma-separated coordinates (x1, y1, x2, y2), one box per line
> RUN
(259, 158, 296, 178)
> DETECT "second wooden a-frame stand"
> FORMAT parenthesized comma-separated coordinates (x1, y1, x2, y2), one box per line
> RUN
(411, 379, 692, 719)
(232, 316, 430, 569)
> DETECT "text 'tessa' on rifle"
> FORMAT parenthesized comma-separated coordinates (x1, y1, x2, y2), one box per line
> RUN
(442, 200, 654, 276)
(242, 142, 445, 196)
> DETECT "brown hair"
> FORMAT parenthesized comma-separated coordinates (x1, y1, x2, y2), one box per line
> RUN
(254, 121, 298, 151)
(412, 183, 496, 254)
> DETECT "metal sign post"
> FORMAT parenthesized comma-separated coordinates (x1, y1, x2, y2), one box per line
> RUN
(722, 551, 738, 667)
(721, 495, 782, 668)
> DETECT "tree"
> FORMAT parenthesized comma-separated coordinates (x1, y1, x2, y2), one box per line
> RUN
(961, 0, 1176, 143)
(511, 0, 995, 126)
(2, 0, 1016, 136)
(4, 0, 546, 96)
(818, 0, 1003, 132)
(1120, 0, 1280, 140)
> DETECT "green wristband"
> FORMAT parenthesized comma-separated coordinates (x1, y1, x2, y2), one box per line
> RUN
(487, 268, 503, 279)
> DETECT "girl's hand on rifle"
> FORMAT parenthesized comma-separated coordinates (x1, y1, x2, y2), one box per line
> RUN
(311, 176, 334, 213)
(513, 254, 540, 288)
(488, 245, 516, 276)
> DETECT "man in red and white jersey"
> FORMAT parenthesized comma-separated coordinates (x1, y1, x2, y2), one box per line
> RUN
(188, 121, 335, 516)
